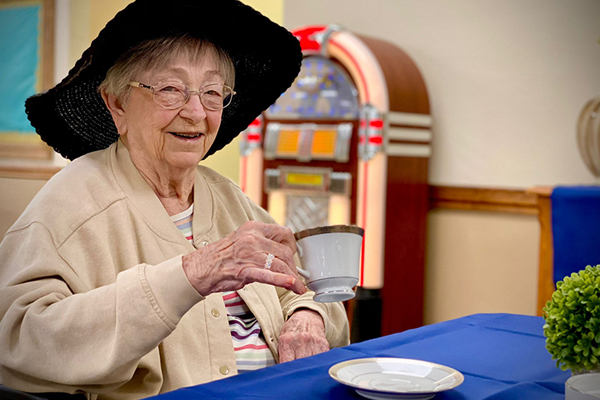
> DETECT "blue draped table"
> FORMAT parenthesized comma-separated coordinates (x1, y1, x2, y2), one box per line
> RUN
(146, 313, 570, 400)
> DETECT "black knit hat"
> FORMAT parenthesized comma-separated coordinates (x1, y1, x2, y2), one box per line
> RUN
(25, 0, 301, 160)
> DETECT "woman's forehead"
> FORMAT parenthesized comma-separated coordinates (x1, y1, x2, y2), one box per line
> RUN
(142, 54, 225, 82)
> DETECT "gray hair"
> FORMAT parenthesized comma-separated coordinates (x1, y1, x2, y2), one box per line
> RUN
(99, 35, 235, 101)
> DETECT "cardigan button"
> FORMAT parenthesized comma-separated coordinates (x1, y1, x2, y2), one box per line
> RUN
(219, 365, 229, 375)
(201, 240, 209, 246)
(211, 308, 220, 318)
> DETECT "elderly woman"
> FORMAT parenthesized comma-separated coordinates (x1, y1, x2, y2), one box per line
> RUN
(0, 0, 349, 399)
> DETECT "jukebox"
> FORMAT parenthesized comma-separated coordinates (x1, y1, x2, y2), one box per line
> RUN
(239, 25, 432, 339)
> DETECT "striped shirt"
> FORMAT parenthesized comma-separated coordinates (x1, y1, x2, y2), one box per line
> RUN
(171, 205, 193, 242)
(170, 204, 276, 373)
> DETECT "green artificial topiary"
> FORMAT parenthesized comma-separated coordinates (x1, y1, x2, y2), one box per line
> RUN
(543, 265, 600, 373)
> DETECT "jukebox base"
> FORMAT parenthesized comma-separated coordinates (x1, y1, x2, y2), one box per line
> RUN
(350, 287, 382, 343)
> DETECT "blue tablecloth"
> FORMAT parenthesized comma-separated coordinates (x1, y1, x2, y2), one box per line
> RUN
(552, 186, 600, 283)
(146, 313, 570, 400)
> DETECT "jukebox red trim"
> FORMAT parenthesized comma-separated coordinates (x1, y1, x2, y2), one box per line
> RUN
(360, 161, 368, 287)
(293, 26, 327, 53)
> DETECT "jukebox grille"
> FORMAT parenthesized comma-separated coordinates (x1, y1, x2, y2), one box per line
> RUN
(286, 195, 329, 233)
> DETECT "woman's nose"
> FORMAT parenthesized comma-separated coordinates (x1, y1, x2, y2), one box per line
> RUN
(179, 92, 207, 121)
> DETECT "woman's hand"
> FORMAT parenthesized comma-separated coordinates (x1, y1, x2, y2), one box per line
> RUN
(182, 221, 307, 296)
(278, 309, 330, 362)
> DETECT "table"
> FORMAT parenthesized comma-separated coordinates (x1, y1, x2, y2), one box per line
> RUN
(146, 313, 571, 400)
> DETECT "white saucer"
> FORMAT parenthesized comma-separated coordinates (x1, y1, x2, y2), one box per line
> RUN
(328, 357, 464, 400)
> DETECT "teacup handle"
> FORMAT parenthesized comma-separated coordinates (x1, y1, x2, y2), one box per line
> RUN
(295, 243, 311, 279)
(296, 266, 310, 279)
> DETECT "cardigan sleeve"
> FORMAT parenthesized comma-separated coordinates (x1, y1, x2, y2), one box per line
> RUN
(0, 222, 203, 394)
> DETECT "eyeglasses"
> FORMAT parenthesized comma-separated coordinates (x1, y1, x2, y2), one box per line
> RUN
(128, 81, 236, 111)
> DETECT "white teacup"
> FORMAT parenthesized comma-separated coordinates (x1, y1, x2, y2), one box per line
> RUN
(294, 225, 364, 303)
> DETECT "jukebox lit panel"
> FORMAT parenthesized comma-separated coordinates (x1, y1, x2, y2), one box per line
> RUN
(262, 55, 360, 233)
(266, 55, 359, 120)
(264, 123, 352, 162)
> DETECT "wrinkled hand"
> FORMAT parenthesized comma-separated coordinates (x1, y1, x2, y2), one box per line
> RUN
(182, 221, 307, 296)
(278, 309, 330, 363)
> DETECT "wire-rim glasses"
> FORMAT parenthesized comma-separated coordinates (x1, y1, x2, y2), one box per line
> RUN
(128, 81, 235, 111)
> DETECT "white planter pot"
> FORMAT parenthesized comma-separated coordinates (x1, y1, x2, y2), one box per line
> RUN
(566, 373, 600, 399)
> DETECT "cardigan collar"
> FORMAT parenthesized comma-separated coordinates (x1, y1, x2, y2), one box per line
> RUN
(110, 139, 215, 251)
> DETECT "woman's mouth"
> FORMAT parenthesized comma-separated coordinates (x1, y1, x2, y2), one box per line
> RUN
(169, 132, 203, 139)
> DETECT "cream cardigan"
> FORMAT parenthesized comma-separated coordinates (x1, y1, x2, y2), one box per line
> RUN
(0, 140, 349, 400)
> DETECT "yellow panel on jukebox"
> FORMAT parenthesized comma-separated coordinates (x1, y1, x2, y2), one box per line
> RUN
(276, 130, 300, 155)
(285, 173, 323, 187)
(311, 129, 337, 157)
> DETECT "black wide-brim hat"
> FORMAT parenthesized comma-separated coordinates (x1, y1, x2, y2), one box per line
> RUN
(25, 0, 302, 160)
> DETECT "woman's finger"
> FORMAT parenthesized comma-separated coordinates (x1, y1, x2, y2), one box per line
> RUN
(258, 254, 306, 294)
(278, 337, 328, 362)
(277, 341, 296, 363)
(240, 267, 305, 295)
(293, 342, 313, 359)
(268, 256, 306, 294)
(238, 235, 299, 279)
(239, 221, 297, 254)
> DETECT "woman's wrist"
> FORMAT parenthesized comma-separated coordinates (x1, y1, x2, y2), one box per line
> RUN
(182, 252, 208, 297)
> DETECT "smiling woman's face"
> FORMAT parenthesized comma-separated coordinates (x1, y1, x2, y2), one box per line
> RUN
(117, 50, 224, 173)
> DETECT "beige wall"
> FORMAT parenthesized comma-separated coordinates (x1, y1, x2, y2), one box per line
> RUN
(425, 209, 539, 324)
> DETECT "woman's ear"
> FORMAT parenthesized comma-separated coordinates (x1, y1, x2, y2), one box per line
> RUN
(101, 90, 127, 135)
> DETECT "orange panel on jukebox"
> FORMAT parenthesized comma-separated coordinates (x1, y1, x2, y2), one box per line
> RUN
(311, 129, 337, 158)
(276, 130, 300, 156)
